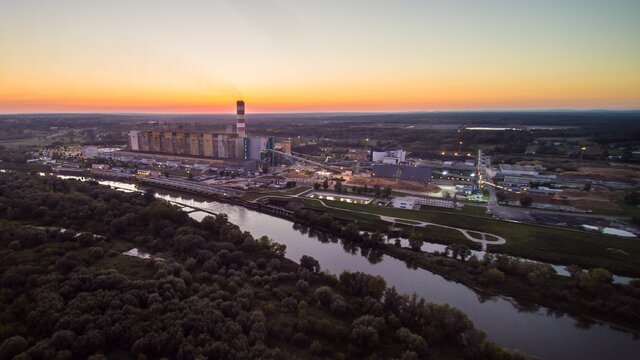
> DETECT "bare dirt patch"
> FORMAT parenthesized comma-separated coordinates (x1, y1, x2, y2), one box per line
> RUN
(560, 166, 640, 180)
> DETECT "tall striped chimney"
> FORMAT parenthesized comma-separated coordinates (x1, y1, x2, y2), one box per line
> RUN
(236, 100, 245, 138)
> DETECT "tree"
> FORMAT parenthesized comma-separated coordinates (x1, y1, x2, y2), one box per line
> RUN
(0, 336, 28, 359)
(300, 255, 321, 273)
(313, 182, 321, 190)
(519, 196, 533, 208)
(496, 191, 507, 204)
(578, 268, 612, 294)
(382, 187, 392, 198)
(484, 268, 505, 283)
(309, 340, 323, 355)
(339, 271, 386, 300)
(408, 233, 423, 251)
(527, 266, 553, 286)
(255, 236, 287, 257)
(373, 185, 381, 197)
(625, 191, 640, 206)
(395, 328, 428, 355)
(350, 315, 386, 348)
(446, 244, 471, 261)
(322, 179, 329, 190)
(143, 188, 156, 203)
(369, 231, 385, 245)
(334, 180, 343, 193)
(314, 286, 335, 306)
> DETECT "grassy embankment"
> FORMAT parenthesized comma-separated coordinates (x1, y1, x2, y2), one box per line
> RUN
(302, 198, 640, 276)
(241, 186, 311, 201)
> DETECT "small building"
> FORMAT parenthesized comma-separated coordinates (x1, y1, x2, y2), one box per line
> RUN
(413, 195, 455, 208)
(392, 196, 415, 209)
(501, 174, 557, 190)
(91, 164, 110, 170)
(498, 164, 541, 177)
(392, 195, 455, 209)
(81, 145, 99, 159)
(371, 149, 406, 164)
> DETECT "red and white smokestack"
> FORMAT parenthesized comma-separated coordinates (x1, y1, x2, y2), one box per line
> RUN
(236, 100, 245, 137)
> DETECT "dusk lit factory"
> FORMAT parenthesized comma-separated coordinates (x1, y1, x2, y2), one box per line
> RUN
(127, 101, 274, 168)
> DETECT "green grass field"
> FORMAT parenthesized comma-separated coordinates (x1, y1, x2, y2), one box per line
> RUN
(304, 198, 640, 276)
(419, 204, 489, 217)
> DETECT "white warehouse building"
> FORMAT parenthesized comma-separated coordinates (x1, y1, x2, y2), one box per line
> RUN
(392, 195, 455, 210)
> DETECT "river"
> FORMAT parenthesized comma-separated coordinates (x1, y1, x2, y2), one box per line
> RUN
(58, 176, 640, 359)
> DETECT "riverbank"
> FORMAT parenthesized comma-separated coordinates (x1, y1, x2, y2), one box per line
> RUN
(51, 171, 640, 332)
(38, 168, 640, 277)
(45, 173, 640, 359)
(380, 243, 640, 334)
(290, 209, 640, 334)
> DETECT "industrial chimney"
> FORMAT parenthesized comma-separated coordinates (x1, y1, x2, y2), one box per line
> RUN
(236, 100, 245, 138)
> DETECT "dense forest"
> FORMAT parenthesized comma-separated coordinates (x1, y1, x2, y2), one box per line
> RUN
(0, 173, 526, 359)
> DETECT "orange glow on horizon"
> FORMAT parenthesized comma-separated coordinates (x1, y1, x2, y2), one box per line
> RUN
(1, 1, 639, 113)
(2, 74, 639, 113)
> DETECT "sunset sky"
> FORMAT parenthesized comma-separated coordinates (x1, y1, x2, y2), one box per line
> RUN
(1, 0, 639, 113)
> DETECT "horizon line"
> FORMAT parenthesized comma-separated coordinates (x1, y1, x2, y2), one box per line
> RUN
(2, 108, 640, 117)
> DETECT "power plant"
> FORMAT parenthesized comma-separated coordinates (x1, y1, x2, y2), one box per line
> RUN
(236, 100, 245, 138)
(127, 100, 273, 169)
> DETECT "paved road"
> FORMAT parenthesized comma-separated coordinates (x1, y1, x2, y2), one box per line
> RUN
(486, 185, 534, 222)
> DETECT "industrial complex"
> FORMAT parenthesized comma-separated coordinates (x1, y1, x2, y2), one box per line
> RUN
(126, 101, 274, 170)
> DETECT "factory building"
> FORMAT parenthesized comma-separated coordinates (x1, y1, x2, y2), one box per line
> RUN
(372, 164, 432, 182)
(392, 195, 455, 209)
(371, 148, 406, 164)
(127, 101, 273, 163)
(275, 140, 292, 154)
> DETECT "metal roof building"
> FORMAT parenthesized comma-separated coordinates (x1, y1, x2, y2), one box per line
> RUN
(372, 164, 432, 181)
